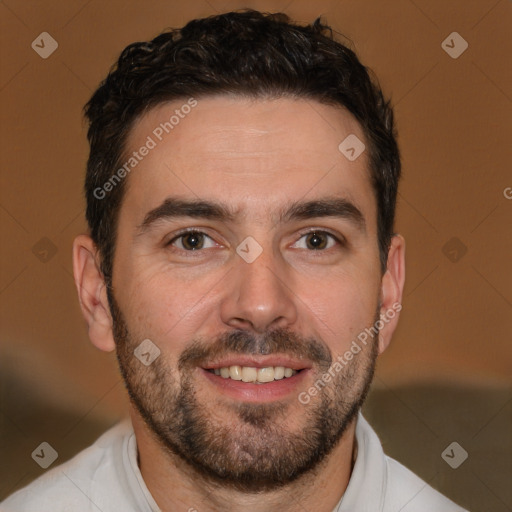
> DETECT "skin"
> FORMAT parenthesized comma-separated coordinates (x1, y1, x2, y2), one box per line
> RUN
(73, 96, 405, 512)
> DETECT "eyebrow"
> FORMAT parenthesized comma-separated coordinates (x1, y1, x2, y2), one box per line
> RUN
(279, 197, 366, 232)
(137, 198, 237, 235)
(136, 196, 366, 235)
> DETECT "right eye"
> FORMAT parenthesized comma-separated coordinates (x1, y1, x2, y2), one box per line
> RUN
(168, 230, 219, 251)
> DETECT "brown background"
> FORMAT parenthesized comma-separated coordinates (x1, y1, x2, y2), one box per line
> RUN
(1, 1, 511, 510)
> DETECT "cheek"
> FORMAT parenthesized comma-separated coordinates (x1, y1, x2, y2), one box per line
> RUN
(118, 264, 223, 347)
(296, 269, 380, 353)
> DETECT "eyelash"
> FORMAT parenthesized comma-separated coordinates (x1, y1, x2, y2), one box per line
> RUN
(296, 229, 345, 250)
(166, 228, 345, 252)
(166, 229, 218, 252)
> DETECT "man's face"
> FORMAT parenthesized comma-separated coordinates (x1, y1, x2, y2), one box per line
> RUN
(110, 96, 384, 491)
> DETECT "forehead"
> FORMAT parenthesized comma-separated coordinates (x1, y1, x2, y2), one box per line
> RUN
(120, 95, 376, 229)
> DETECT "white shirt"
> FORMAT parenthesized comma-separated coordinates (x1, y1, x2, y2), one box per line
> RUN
(1, 413, 469, 512)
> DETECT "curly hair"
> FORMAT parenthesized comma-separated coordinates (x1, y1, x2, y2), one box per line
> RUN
(84, 9, 400, 285)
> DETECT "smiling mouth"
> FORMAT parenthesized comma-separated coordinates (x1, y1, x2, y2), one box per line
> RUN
(207, 365, 302, 384)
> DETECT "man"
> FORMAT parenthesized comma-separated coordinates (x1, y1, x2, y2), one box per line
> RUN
(2, 10, 468, 512)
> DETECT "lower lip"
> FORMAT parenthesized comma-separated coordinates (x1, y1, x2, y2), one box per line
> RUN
(200, 368, 310, 403)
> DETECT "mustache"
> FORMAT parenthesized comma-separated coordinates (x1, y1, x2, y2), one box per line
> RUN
(178, 328, 333, 370)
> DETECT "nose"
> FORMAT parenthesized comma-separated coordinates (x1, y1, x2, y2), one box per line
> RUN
(219, 247, 298, 334)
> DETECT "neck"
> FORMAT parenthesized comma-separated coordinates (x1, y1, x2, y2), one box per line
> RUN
(130, 408, 358, 512)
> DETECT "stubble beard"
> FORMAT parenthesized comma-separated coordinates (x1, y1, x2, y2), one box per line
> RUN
(110, 291, 379, 493)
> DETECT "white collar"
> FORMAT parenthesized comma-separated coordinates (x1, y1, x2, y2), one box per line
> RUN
(333, 412, 387, 511)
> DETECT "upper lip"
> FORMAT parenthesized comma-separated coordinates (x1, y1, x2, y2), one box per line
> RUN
(202, 355, 312, 371)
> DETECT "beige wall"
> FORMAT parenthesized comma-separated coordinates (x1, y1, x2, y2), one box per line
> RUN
(1, 1, 511, 509)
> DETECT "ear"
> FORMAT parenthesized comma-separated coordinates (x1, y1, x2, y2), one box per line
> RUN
(72, 234, 115, 352)
(377, 234, 406, 354)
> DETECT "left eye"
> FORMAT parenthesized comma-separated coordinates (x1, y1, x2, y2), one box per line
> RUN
(292, 231, 339, 251)
(169, 231, 217, 251)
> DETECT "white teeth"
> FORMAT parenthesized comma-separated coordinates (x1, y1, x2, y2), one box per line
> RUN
(241, 367, 258, 383)
(229, 365, 242, 380)
(257, 367, 275, 383)
(212, 365, 299, 383)
(274, 366, 285, 380)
